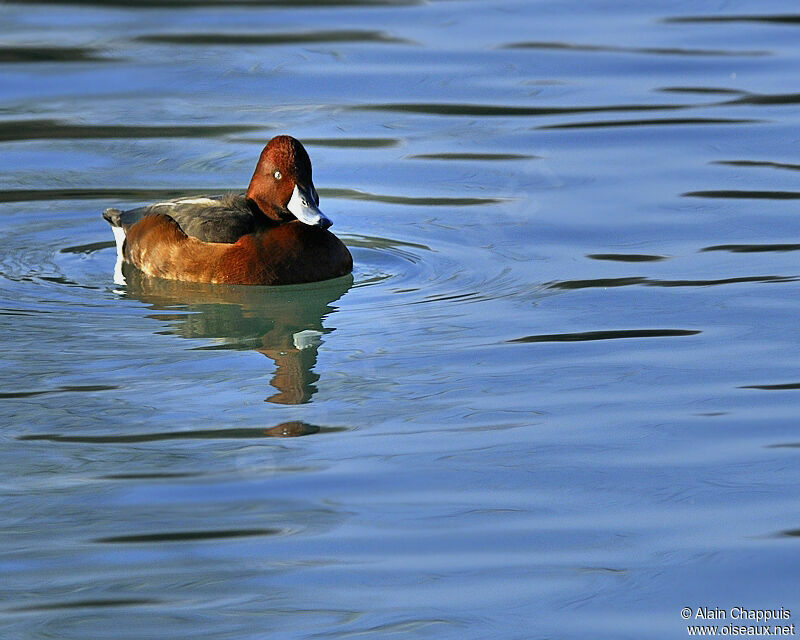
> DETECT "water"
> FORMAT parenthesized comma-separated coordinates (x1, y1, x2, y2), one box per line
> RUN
(2, 1, 800, 638)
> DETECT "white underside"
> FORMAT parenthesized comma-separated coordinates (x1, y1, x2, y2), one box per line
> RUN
(112, 226, 126, 285)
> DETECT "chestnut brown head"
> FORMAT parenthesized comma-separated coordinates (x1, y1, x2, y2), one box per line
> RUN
(246, 135, 331, 228)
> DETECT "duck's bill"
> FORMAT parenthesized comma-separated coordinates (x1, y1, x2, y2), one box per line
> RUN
(287, 184, 332, 229)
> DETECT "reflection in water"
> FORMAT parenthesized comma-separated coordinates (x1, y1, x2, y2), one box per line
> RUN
(17, 421, 332, 442)
(121, 264, 352, 405)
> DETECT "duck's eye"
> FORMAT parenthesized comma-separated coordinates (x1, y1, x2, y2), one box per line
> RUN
(273, 170, 282, 180)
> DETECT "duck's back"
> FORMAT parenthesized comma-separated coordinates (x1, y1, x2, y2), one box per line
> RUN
(104, 193, 263, 244)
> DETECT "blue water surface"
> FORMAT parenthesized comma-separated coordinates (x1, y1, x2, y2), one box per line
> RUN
(1, 1, 800, 638)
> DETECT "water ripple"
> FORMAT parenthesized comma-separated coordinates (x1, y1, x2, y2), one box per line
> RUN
(508, 329, 701, 343)
(659, 86, 748, 95)
(343, 232, 531, 312)
(664, 14, 800, 25)
(740, 382, 800, 391)
(501, 40, 770, 57)
(322, 187, 506, 206)
(586, 254, 669, 263)
(0, 45, 113, 63)
(701, 244, 800, 253)
(683, 190, 800, 199)
(137, 30, 413, 46)
(0, 119, 260, 143)
(538, 117, 761, 130)
(409, 152, 537, 161)
(94, 528, 286, 544)
(547, 275, 797, 289)
(344, 233, 432, 291)
(0, 385, 117, 399)
(350, 102, 684, 117)
(712, 160, 800, 172)
(10, 598, 160, 612)
(0, 187, 233, 204)
(725, 92, 800, 106)
(302, 137, 401, 149)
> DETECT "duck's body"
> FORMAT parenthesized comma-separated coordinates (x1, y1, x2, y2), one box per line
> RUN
(103, 136, 352, 285)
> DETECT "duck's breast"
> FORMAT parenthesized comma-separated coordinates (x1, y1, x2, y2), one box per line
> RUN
(233, 222, 353, 285)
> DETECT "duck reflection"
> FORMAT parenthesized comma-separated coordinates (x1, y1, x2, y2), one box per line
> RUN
(120, 264, 352, 404)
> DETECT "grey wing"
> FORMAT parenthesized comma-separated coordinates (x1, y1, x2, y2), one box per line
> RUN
(105, 193, 255, 244)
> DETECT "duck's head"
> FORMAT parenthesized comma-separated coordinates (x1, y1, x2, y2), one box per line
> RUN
(246, 135, 332, 229)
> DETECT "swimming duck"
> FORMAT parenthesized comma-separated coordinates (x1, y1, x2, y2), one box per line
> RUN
(103, 135, 353, 285)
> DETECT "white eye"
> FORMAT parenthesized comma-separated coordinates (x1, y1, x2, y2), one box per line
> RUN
(273, 170, 282, 180)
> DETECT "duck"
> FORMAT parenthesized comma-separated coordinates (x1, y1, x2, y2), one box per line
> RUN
(103, 135, 353, 285)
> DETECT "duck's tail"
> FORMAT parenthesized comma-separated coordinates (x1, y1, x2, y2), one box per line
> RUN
(103, 208, 127, 284)
(103, 207, 123, 227)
